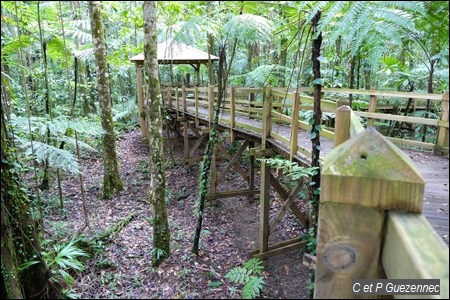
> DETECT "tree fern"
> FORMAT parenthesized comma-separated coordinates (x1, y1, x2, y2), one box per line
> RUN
(15, 137, 82, 174)
(224, 14, 273, 45)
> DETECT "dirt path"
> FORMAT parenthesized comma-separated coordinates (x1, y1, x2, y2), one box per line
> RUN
(43, 129, 311, 299)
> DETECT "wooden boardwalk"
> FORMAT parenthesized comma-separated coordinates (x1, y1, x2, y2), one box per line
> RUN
(178, 105, 449, 245)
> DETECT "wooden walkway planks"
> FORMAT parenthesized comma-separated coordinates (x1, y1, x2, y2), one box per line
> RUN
(177, 106, 449, 245)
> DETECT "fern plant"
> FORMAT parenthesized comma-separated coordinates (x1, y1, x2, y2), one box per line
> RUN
(225, 258, 265, 299)
(10, 114, 102, 174)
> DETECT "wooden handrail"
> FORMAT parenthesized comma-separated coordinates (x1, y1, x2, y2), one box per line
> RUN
(159, 85, 448, 155)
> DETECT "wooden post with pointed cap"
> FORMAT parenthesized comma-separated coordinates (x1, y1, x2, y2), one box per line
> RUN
(314, 127, 425, 298)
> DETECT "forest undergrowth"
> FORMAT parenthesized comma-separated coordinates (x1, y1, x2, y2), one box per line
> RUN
(41, 128, 311, 299)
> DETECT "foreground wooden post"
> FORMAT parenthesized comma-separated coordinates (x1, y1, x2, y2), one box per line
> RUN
(315, 127, 425, 299)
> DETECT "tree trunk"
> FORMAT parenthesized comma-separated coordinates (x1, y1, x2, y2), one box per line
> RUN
(1, 102, 62, 299)
(143, 0, 170, 267)
(309, 11, 322, 299)
(88, 1, 123, 199)
(310, 11, 322, 226)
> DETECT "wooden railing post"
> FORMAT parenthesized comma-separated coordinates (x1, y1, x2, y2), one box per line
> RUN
(208, 85, 214, 123)
(290, 91, 300, 161)
(435, 91, 449, 155)
(175, 86, 180, 118)
(367, 86, 377, 127)
(259, 86, 273, 257)
(334, 105, 351, 147)
(315, 127, 425, 299)
(262, 86, 273, 140)
(194, 86, 199, 127)
(182, 85, 187, 114)
(230, 86, 236, 142)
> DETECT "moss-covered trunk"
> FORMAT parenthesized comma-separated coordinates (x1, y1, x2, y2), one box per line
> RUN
(1, 102, 61, 299)
(143, 0, 170, 267)
(88, 1, 123, 199)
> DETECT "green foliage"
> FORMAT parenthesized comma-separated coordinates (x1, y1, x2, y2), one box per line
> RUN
(150, 248, 167, 261)
(19, 238, 89, 298)
(225, 258, 265, 299)
(257, 156, 318, 181)
(10, 114, 102, 175)
(224, 14, 273, 45)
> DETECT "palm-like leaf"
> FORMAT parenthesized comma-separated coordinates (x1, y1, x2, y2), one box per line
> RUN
(224, 14, 273, 45)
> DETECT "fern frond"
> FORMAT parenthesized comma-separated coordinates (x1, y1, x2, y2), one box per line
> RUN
(243, 258, 264, 276)
(224, 14, 273, 45)
(15, 137, 81, 174)
(316, 1, 347, 34)
(225, 267, 252, 284)
(60, 137, 98, 153)
(242, 276, 265, 299)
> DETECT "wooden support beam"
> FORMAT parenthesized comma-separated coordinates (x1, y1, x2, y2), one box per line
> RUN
(217, 140, 250, 184)
(216, 144, 248, 181)
(183, 121, 189, 163)
(269, 180, 304, 233)
(249, 237, 307, 259)
(248, 141, 255, 202)
(206, 189, 260, 200)
(249, 147, 275, 158)
(189, 132, 208, 158)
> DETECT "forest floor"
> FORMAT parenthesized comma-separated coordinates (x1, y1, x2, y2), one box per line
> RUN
(42, 128, 312, 299)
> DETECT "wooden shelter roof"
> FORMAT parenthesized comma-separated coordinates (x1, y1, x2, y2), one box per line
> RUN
(130, 39, 219, 66)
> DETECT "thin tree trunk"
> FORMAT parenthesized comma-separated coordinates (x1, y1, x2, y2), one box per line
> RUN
(38, 1, 51, 190)
(192, 47, 226, 255)
(143, 0, 170, 267)
(88, 1, 123, 199)
(309, 11, 322, 298)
